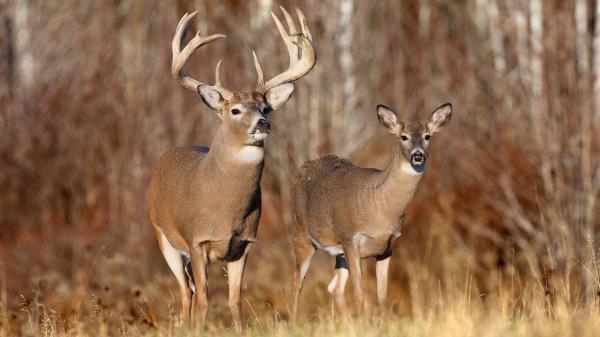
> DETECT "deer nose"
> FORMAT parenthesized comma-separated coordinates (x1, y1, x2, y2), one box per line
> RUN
(255, 118, 271, 134)
(411, 151, 425, 163)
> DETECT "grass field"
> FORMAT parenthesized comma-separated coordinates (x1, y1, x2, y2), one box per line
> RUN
(11, 313, 600, 337)
(4, 283, 600, 337)
(2, 230, 599, 337)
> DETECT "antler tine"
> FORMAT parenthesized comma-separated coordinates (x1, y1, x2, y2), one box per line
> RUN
(263, 8, 316, 91)
(252, 50, 266, 92)
(295, 8, 312, 42)
(171, 11, 233, 99)
(279, 6, 298, 35)
(270, 10, 298, 64)
(172, 12, 195, 68)
(213, 60, 233, 98)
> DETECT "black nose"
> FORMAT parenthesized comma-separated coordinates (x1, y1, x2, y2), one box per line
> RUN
(411, 152, 425, 163)
(256, 119, 271, 134)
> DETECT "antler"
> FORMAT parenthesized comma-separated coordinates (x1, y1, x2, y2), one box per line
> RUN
(254, 7, 317, 92)
(172, 11, 233, 99)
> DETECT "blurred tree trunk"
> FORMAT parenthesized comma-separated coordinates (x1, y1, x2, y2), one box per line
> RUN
(338, 0, 356, 145)
(579, 0, 600, 305)
(0, 1, 13, 109)
(401, 0, 424, 116)
(13, 0, 34, 91)
(488, 0, 507, 73)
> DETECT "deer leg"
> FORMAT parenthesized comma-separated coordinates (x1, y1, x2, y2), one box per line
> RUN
(227, 245, 250, 332)
(189, 291, 197, 326)
(342, 242, 365, 312)
(327, 254, 349, 314)
(190, 244, 209, 329)
(291, 235, 316, 322)
(183, 257, 196, 324)
(154, 227, 193, 326)
(375, 256, 391, 308)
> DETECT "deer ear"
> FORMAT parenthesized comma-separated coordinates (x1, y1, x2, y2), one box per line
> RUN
(428, 103, 452, 133)
(197, 85, 223, 111)
(377, 105, 402, 135)
(265, 83, 294, 110)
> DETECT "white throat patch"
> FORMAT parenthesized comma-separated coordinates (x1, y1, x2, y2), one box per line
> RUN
(401, 162, 423, 176)
(235, 146, 264, 163)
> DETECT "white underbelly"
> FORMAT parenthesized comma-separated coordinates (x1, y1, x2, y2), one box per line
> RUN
(308, 232, 390, 257)
(308, 234, 344, 256)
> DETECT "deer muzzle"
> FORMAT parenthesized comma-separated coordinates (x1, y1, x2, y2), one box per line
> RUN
(253, 118, 271, 135)
(410, 150, 426, 168)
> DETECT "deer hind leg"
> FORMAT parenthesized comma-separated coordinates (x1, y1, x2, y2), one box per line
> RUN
(155, 227, 194, 326)
(327, 254, 349, 315)
(291, 233, 316, 322)
(182, 254, 197, 324)
(190, 243, 209, 330)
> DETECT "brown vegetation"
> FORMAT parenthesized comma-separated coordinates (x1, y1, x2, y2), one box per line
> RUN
(0, 0, 598, 336)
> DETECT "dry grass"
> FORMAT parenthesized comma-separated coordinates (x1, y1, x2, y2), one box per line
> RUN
(1, 224, 598, 336)
(3, 267, 600, 337)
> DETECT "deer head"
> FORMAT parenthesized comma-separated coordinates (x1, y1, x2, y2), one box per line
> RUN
(377, 103, 452, 172)
(172, 8, 316, 150)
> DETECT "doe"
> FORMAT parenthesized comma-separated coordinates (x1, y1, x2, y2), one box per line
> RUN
(291, 103, 452, 318)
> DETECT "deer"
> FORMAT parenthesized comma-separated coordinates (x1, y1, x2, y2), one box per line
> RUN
(147, 7, 316, 332)
(290, 103, 452, 318)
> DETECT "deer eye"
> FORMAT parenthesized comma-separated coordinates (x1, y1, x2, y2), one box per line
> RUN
(401, 135, 409, 141)
(231, 108, 241, 116)
(424, 134, 431, 141)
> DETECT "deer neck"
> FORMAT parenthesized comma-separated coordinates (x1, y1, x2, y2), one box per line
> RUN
(204, 126, 265, 181)
(374, 145, 424, 216)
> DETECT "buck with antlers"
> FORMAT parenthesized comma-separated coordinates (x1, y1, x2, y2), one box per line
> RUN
(147, 8, 315, 331)
(291, 103, 452, 318)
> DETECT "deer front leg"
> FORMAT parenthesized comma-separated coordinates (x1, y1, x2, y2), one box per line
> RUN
(375, 256, 391, 308)
(190, 244, 209, 329)
(227, 245, 250, 332)
(342, 242, 366, 312)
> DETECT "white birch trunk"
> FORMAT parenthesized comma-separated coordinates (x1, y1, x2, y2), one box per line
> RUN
(333, 0, 368, 157)
(529, 0, 543, 102)
(14, 0, 34, 88)
(576, 0, 589, 75)
(488, 0, 506, 73)
(514, 0, 530, 86)
(528, 0, 554, 198)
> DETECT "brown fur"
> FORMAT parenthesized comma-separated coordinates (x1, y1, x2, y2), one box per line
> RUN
(148, 92, 269, 258)
(154, 8, 315, 331)
(147, 90, 276, 331)
(293, 152, 419, 256)
(290, 103, 452, 317)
